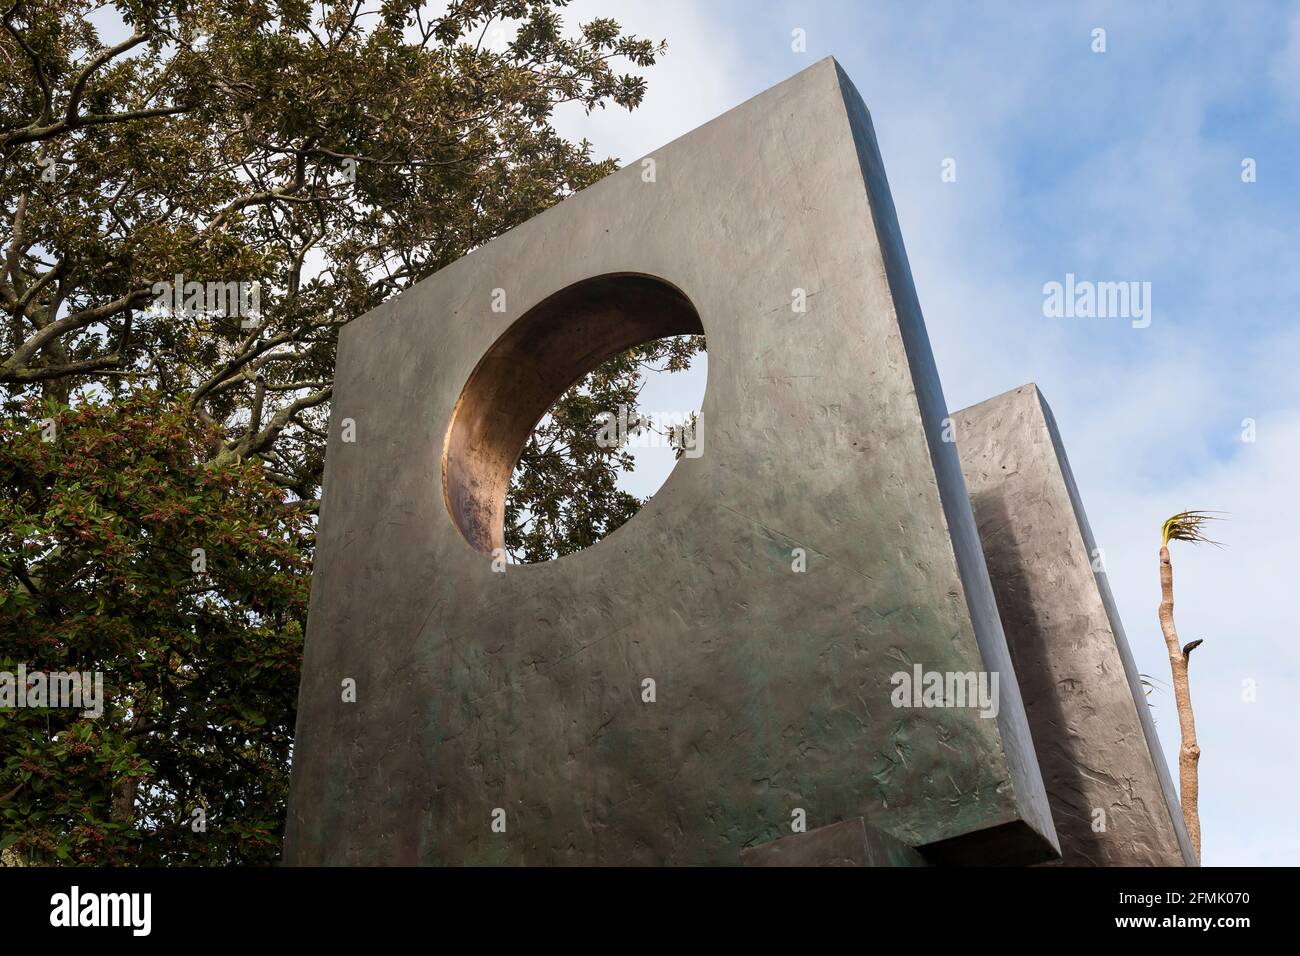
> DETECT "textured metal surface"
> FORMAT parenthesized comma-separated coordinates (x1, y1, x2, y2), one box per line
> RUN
(953, 384, 1195, 866)
(740, 817, 927, 867)
(284, 58, 1057, 866)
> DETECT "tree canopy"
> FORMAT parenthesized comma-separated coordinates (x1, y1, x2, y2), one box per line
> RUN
(2, 0, 661, 499)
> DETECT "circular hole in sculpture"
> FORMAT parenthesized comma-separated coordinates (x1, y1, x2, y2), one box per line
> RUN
(443, 274, 707, 564)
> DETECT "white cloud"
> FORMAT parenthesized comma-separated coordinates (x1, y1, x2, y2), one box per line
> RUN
(1271, 5, 1300, 109)
(549, 0, 754, 166)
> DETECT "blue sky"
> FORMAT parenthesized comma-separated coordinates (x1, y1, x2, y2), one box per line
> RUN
(551, 0, 1300, 866)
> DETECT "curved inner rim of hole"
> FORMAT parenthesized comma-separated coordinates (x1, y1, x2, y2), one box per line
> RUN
(444, 273, 705, 557)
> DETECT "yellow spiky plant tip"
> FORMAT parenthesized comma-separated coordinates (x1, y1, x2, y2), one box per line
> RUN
(1161, 510, 1223, 548)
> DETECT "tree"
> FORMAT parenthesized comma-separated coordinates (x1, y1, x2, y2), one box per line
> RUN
(1, 0, 662, 502)
(1157, 509, 1221, 862)
(0, 0, 669, 862)
(0, 391, 312, 864)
